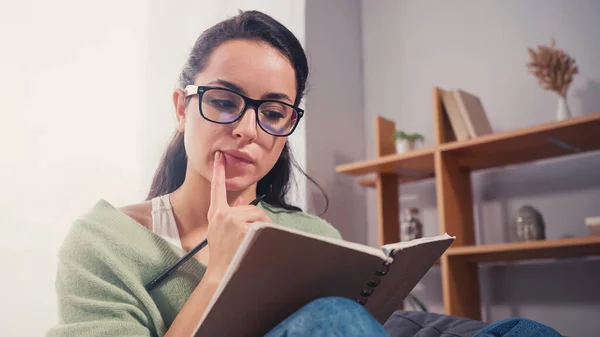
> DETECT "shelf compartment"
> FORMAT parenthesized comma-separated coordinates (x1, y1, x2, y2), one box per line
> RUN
(446, 235, 600, 263)
(335, 147, 436, 183)
(438, 113, 600, 170)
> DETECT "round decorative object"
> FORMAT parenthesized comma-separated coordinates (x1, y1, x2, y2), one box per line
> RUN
(514, 205, 546, 241)
(401, 208, 423, 242)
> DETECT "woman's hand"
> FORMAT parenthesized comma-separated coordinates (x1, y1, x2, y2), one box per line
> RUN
(165, 151, 271, 337)
(205, 151, 272, 280)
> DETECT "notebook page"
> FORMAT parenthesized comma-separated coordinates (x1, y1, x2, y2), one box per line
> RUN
(367, 234, 455, 323)
(380, 233, 454, 257)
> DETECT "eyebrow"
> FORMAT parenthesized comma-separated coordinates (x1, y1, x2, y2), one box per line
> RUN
(207, 79, 293, 103)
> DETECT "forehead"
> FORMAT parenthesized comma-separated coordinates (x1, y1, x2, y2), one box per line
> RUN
(196, 39, 297, 102)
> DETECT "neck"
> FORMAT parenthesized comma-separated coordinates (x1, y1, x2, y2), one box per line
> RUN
(169, 167, 258, 233)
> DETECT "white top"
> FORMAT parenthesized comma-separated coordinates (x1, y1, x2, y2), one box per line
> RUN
(151, 194, 182, 249)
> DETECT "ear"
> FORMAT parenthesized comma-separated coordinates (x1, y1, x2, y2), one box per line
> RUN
(173, 88, 187, 132)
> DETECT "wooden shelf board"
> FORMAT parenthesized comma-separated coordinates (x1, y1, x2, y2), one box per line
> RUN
(439, 113, 600, 170)
(446, 235, 600, 263)
(357, 175, 435, 187)
(357, 177, 378, 187)
(335, 147, 436, 180)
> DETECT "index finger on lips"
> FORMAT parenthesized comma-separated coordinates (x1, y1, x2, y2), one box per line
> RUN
(210, 151, 228, 211)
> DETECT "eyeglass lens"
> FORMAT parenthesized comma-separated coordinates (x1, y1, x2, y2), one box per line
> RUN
(200, 88, 298, 136)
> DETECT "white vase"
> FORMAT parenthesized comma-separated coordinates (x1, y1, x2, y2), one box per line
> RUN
(557, 96, 572, 121)
(396, 140, 415, 154)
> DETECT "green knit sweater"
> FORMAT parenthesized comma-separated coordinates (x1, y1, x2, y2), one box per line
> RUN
(47, 199, 342, 337)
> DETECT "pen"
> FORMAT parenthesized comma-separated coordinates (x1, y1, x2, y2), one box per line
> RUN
(145, 194, 266, 291)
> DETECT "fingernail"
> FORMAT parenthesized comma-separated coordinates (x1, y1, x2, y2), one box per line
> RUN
(215, 151, 221, 160)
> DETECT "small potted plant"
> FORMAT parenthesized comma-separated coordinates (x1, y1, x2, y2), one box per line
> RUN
(394, 130, 425, 153)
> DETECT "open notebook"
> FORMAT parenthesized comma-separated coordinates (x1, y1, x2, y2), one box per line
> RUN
(192, 222, 455, 337)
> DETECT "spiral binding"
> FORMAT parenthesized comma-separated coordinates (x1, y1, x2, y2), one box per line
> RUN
(356, 251, 396, 305)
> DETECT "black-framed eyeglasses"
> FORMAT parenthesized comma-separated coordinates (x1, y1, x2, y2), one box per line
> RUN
(184, 85, 304, 137)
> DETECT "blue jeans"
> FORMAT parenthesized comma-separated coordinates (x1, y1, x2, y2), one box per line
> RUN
(264, 297, 563, 337)
(265, 297, 390, 337)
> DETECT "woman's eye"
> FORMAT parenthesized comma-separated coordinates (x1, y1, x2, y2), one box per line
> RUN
(210, 99, 238, 109)
(261, 111, 285, 121)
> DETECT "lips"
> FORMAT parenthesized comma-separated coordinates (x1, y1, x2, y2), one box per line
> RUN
(222, 150, 254, 165)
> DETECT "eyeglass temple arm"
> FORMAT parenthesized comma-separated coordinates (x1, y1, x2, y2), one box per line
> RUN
(184, 85, 198, 97)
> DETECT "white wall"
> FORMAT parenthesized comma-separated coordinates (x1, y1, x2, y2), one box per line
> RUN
(0, 1, 149, 335)
(0, 1, 306, 336)
(361, 1, 600, 336)
(304, 0, 367, 242)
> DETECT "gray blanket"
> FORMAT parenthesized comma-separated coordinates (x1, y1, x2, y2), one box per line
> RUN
(384, 310, 486, 337)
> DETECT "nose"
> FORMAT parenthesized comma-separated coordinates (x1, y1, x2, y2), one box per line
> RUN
(232, 107, 258, 143)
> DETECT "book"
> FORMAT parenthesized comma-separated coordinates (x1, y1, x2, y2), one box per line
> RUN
(585, 216, 600, 226)
(191, 222, 455, 336)
(453, 89, 493, 138)
(440, 88, 493, 140)
(585, 216, 600, 235)
(441, 89, 471, 141)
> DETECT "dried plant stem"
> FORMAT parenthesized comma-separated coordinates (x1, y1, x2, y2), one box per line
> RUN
(527, 38, 578, 97)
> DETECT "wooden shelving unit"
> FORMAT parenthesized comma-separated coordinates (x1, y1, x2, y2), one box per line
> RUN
(335, 87, 600, 320)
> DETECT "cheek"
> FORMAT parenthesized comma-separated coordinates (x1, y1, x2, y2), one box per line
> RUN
(258, 137, 287, 171)
(183, 116, 223, 178)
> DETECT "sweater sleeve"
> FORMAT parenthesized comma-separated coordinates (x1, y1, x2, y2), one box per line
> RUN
(269, 209, 344, 240)
(46, 222, 156, 337)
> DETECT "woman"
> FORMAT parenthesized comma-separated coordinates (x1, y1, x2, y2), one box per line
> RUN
(48, 10, 390, 337)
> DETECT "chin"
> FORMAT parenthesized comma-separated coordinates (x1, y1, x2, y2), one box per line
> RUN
(224, 176, 255, 191)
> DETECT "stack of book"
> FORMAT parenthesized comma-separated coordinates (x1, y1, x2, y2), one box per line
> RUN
(586, 216, 600, 236)
(441, 89, 493, 141)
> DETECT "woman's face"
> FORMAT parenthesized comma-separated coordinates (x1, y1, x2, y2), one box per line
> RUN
(174, 39, 297, 191)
